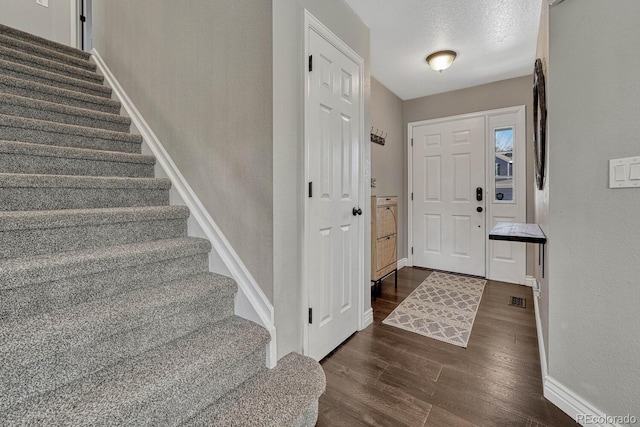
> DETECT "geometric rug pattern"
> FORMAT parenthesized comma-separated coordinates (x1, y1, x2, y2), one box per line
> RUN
(382, 271, 486, 348)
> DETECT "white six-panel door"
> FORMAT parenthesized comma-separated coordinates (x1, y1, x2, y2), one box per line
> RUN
(411, 117, 486, 276)
(306, 25, 361, 361)
(409, 107, 526, 284)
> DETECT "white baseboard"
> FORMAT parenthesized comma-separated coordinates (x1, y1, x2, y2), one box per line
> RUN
(533, 289, 549, 384)
(544, 377, 621, 427)
(92, 49, 277, 368)
(534, 288, 620, 427)
(360, 308, 373, 330)
(397, 258, 408, 269)
(526, 275, 540, 297)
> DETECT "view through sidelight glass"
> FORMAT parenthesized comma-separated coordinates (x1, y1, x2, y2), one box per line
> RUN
(494, 128, 514, 201)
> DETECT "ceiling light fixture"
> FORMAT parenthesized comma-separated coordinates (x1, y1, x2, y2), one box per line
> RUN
(426, 50, 457, 72)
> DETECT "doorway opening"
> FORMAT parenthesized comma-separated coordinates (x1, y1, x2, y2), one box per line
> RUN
(408, 106, 526, 284)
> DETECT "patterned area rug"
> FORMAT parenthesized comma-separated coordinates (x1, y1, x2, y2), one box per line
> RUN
(382, 271, 486, 348)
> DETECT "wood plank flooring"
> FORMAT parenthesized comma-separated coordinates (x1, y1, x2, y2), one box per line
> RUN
(316, 267, 578, 427)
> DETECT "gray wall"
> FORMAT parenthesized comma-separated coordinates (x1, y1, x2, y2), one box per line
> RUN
(0, 0, 72, 46)
(403, 76, 535, 274)
(371, 77, 405, 258)
(545, 0, 640, 416)
(273, 0, 370, 357)
(91, 0, 274, 298)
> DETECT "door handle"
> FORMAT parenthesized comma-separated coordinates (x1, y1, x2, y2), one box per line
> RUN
(352, 207, 362, 216)
(476, 187, 483, 202)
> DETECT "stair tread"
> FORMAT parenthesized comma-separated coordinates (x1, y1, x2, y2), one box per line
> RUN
(0, 23, 91, 61)
(2, 316, 269, 425)
(0, 93, 130, 125)
(0, 45, 102, 83)
(0, 205, 188, 231)
(0, 33, 95, 71)
(0, 73, 121, 113)
(0, 236, 211, 290)
(0, 113, 140, 143)
(187, 352, 326, 426)
(0, 140, 153, 164)
(1, 272, 237, 367)
(0, 173, 170, 189)
(0, 58, 109, 98)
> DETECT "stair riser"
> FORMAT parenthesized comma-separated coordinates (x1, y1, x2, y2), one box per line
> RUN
(0, 125, 140, 153)
(0, 65, 110, 98)
(0, 25, 90, 61)
(0, 187, 169, 211)
(0, 36, 95, 71)
(0, 152, 154, 178)
(3, 297, 235, 406)
(0, 50, 103, 84)
(0, 103, 130, 133)
(0, 254, 209, 321)
(0, 80, 121, 114)
(0, 218, 187, 259)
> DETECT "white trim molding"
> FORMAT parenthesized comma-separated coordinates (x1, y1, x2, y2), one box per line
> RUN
(526, 275, 540, 297)
(397, 258, 408, 269)
(360, 308, 373, 330)
(92, 49, 277, 368)
(534, 292, 620, 426)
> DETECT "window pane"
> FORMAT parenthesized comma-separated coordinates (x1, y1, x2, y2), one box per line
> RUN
(495, 128, 514, 201)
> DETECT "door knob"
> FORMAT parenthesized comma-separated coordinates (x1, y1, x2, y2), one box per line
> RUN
(476, 207, 483, 213)
(352, 207, 362, 216)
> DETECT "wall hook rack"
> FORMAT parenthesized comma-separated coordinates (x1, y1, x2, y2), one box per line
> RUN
(370, 128, 386, 145)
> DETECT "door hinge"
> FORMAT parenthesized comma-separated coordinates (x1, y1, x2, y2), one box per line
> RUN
(309, 55, 313, 72)
(79, 15, 86, 22)
(411, 138, 413, 146)
(411, 192, 413, 201)
(308, 182, 313, 198)
(308, 308, 313, 324)
(411, 247, 414, 254)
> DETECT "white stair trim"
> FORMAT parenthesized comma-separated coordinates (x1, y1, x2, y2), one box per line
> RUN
(92, 49, 277, 368)
(533, 280, 620, 426)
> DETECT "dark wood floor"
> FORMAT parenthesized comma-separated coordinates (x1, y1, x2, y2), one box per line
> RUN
(316, 267, 578, 427)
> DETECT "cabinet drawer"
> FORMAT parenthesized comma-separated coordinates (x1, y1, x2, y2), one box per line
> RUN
(375, 205, 397, 239)
(376, 196, 397, 207)
(375, 234, 397, 272)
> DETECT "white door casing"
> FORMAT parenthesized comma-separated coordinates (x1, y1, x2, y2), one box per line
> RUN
(304, 12, 364, 361)
(486, 107, 526, 284)
(408, 106, 526, 283)
(411, 116, 486, 276)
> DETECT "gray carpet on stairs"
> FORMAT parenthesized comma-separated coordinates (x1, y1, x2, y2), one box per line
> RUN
(0, 23, 324, 427)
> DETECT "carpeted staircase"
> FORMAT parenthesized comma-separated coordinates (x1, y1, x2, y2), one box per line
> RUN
(0, 23, 324, 426)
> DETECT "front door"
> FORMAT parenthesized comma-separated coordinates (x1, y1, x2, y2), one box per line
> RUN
(306, 24, 361, 360)
(411, 116, 486, 276)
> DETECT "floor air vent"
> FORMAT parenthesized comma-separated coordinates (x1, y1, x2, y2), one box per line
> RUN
(509, 296, 526, 308)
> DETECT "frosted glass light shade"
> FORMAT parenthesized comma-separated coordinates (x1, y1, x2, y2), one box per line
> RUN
(426, 50, 457, 72)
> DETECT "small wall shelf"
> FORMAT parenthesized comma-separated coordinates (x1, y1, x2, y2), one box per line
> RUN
(489, 222, 547, 277)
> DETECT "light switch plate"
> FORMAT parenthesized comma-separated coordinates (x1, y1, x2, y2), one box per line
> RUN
(36, 0, 48, 7)
(609, 156, 640, 188)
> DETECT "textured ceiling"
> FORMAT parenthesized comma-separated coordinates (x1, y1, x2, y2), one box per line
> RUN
(345, 0, 542, 100)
